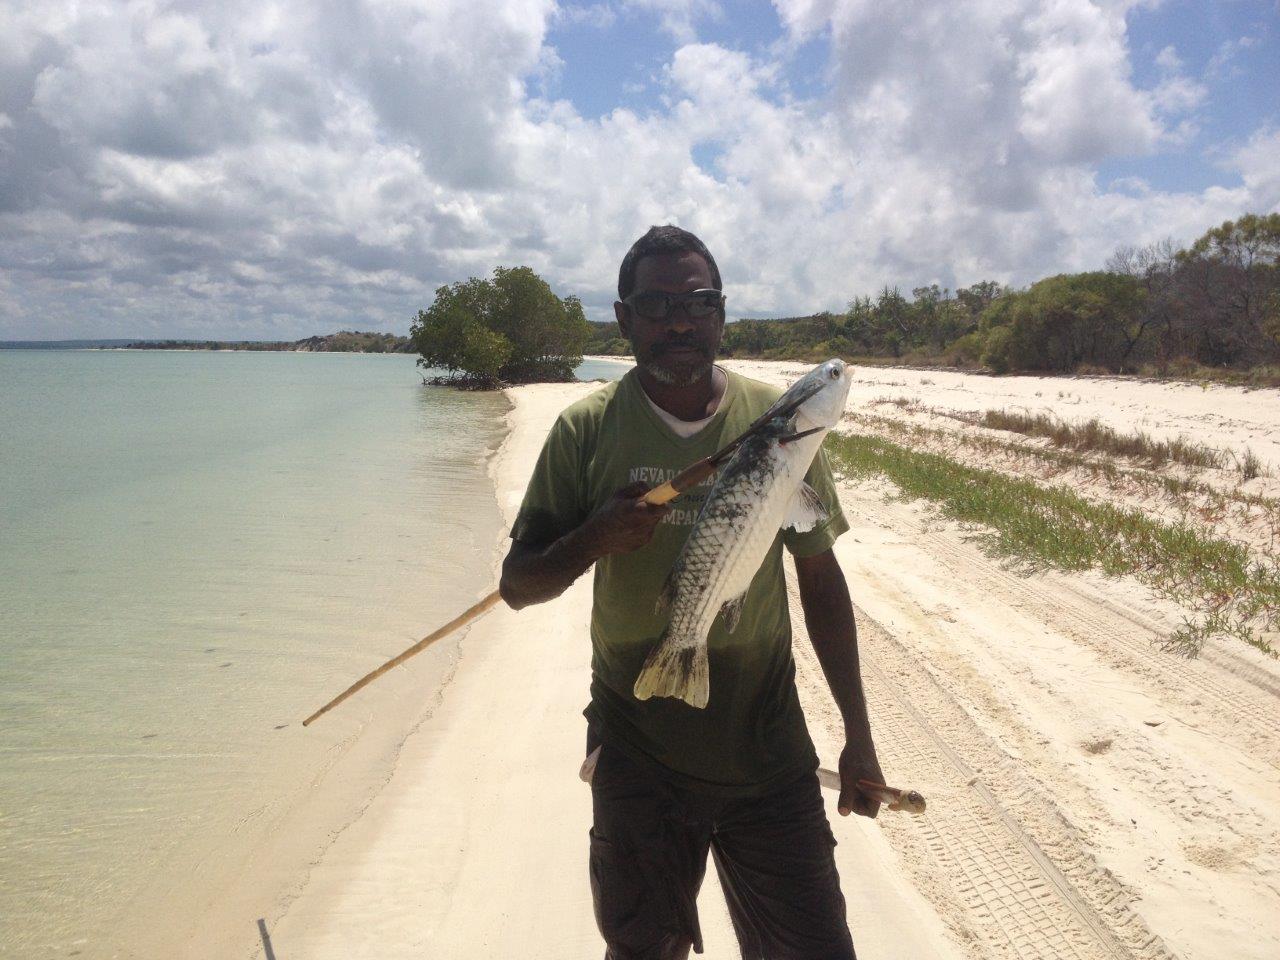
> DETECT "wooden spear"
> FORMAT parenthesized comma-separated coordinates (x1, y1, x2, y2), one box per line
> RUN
(577, 746, 926, 815)
(302, 378, 832, 727)
(302, 430, 758, 726)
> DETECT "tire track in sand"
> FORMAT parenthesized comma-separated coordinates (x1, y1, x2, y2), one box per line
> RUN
(789, 581, 1173, 960)
(911, 516, 1280, 774)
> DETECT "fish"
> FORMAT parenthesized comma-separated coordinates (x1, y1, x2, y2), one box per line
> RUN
(633, 358, 853, 709)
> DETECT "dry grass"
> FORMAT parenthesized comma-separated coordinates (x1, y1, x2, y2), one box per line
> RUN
(1136, 361, 1280, 390)
(979, 408, 1225, 471)
(873, 395, 922, 412)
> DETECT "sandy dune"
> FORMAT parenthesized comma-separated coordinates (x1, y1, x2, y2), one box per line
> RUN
(251, 362, 1279, 960)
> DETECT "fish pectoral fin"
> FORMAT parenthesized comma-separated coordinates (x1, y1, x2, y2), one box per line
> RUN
(778, 426, 824, 445)
(784, 481, 828, 533)
(719, 592, 747, 633)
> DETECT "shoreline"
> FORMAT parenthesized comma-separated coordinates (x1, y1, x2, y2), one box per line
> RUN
(251, 381, 613, 958)
(88, 393, 514, 960)
(152, 358, 1277, 959)
(249, 373, 963, 959)
(113, 382, 599, 959)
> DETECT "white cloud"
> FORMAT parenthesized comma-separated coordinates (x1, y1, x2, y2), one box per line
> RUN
(1154, 44, 1181, 72)
(624, 0, 722, 42)
(1151, 75, 1206, 114)
(1233, 127, 1280, 211)
(1015, 1, 1161, 162)
(557, 2, 619, 29)
(1207, 34, 1260, 80)
(0, 0, 1275, 339)
(1147, 40, 1206, 127)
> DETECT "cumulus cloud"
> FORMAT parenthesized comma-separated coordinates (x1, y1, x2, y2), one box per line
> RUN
(624, 0, 722, 42)
(0, 0, 1275, 339)
(1149, 41, 1206, 125)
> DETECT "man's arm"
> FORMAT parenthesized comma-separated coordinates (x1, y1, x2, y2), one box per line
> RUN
(500, 482, 670, 610)
(794, 548, 885, 818)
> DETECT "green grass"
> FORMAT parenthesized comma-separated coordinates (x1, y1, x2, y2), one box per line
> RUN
(856, 407, 1280, 515)
(824, 431, 1279, 657)
(1240, 447, 1263, 482)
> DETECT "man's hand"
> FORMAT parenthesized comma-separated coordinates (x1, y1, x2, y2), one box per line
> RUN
(837, 742, 886, 818)
(500, 483, 670, 610)
(578, 481, 671, 559)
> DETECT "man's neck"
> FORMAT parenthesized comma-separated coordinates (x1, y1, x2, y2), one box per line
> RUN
(636, 365, 727, 422)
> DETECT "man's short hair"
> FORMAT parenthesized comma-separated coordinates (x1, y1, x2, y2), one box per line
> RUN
(617, 225, 722, 301)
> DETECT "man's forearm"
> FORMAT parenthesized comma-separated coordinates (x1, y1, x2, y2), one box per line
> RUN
(796, 554, 876, 748)
(499, 526, 602, 610)
(500, 483, 672, 611)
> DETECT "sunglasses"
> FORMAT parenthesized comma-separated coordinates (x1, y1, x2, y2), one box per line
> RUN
(624, 288, 725, 321)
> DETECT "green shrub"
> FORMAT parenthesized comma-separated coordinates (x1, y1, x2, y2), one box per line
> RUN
(981, 326, 1014, 373)
(946, 331, 985, 365)
(975, 272, 1144, 374)
(412, 267, 588, 386)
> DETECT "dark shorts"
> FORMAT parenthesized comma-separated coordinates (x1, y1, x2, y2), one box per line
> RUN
(588, 741, 857, 960)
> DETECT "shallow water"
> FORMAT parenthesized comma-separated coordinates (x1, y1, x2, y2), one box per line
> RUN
(0, 351, 625, 957)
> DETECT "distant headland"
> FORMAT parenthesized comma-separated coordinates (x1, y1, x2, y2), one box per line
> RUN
(0, 331, 413, 353)
(122, 331, 414, 353)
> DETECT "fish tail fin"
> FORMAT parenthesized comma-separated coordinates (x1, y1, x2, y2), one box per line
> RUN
(632, 632, 709, 709)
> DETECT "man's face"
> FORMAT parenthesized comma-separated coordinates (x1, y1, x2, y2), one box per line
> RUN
(614, 251, 724, 388)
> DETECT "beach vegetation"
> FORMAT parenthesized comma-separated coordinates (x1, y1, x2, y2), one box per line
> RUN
(1238, 447, 1263, 482)
(977, 409, 1224, 471)
(855, 403, 1280, 516)
(581, 211, 1280, 384)
(844, 407, 1274, 529)
(977, 272, 1145, 374)
(823, 431, 1280, 657)
(412, 267, 590, 388)
(122, 331, 413, 352)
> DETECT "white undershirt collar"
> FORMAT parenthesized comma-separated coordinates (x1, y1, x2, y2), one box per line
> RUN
(639, 366, 726, 439)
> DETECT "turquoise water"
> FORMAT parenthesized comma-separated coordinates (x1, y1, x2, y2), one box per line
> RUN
(0, 350, 628, 957)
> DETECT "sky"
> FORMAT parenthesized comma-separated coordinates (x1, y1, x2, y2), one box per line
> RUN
(1, 0, 1277, 340)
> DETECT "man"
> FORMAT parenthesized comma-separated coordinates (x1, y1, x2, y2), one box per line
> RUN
(499, 225, 883, 960)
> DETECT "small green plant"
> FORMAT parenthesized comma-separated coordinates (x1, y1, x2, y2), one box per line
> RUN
(824, 431, 1279, 657)
(1238, 447, 1263, 482)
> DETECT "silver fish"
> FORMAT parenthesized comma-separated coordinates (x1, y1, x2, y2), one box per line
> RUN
(633, 358, 853, 709)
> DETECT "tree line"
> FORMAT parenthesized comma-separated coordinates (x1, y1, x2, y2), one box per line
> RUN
(586, 212, 1280, 379)
(416, 213, 1277, 385)
(124, 331, 413, 352)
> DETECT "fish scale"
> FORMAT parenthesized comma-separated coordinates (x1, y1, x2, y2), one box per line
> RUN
(633, 359, 852, 709)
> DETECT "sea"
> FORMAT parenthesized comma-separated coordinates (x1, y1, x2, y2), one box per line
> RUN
(0, 350, 631, 958)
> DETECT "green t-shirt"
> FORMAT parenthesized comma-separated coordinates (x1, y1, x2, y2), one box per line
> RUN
(511, 367, 849, 796)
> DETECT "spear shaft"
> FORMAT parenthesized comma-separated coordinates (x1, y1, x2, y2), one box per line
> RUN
(302, 436, 750, 726)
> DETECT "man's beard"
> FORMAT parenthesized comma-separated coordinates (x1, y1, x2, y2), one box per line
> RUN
(635, 340, 714, 387)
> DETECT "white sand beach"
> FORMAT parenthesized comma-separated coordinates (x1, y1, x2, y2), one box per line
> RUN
(222, 361, 1279, 960)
